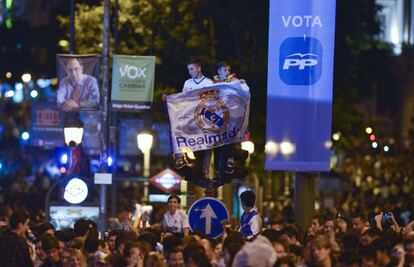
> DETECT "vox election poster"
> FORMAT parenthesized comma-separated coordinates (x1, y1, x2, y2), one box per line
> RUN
(111, 55, 155, 112)
(265, 0, 336, 171)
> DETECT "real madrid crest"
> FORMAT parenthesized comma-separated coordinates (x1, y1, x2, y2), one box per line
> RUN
(194, 90, 229, 134)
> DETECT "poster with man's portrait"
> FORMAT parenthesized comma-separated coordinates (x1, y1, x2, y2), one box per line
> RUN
(57, 54, 100, 112)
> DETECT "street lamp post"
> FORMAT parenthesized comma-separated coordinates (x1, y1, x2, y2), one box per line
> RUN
(45, 126, 84, 220)
(137, 132, 153, 203)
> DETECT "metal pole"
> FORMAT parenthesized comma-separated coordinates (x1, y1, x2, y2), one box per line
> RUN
(69, 0, 75, 54)
(99, 0, 110, 234)
(142, 150, 150, 203)
(110, 121, 117, 218)
(114, 0, 119, 54)
(294, 172, 316, 231)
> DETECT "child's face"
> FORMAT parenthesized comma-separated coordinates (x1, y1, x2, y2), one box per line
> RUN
(168, 198, 180, 213)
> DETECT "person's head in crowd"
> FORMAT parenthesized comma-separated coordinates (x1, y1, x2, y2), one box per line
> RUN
(340, 232, 360, 252)
(351, 212, 368, 235)
(66, 248, 87, 267)
(9, 210, 30, 236)
(144, 228, 162, 244)
(274, 237, 290, 258)
(309, 235, 334, 266)
(222, 231, 245, 267)
(282, 225, 301, 245)
(107, 230, 119, 253)
(189, 232, 203, 241)
(360, 245, 376, 267)
(124, 241, 150, 267)
(240, 190, 256, 211)
(138, 231, 157, 251)
(36, 222, 55, 236)
(115, 230, 136, 254)
(146, 251, 167, 267)
(34, 234, 49, 263)
(262, 228, 289, 258)
(213, 242, 222, 261)
(308, 214, 325, 237)
(42, 235, 61, 264)
(167, 194, 181, 214)
(199, 238, 216, 263)
(186, 58, 203, 79)
(216, 61, 232, 81)
(274, 256, 296, 267)
(404, 235, 414, 263)
(361, 227, 382, 246)
(271, 220, 286, 231)
(289, 244, 304, 265)
(162, 230, 175, 241)
(338, 250, 361, 267)
(0, 206, 8, 230)
(183, 243, 211, 267)
(55, 228, 75, 244)
(60, 247, 71, 266)
(324, 217, 335, 239)
(162, 234, 184, 257)
(84, 229, 99, 256)
(105, 253, 128, 267)
(370, 238, 392, 266)
(73, 219, 91, 238)
(97, 239, 110, 255)
(167, 247, 185, 267)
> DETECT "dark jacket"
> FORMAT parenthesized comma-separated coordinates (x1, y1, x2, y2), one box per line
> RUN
(0, 229, 33, 267)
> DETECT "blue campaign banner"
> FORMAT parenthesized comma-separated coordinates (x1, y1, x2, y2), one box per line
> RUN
(265, 0, 336, 171)
(31, 102, 64, 147)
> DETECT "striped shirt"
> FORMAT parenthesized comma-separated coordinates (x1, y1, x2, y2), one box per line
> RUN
(240, 207, 261, 239)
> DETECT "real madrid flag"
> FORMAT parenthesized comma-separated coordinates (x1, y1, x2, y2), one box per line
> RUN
(166, 81, 250, 154)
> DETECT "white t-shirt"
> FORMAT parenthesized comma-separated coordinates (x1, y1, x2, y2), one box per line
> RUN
(162, 210, 190, 234)
(182, 76, 213, 93)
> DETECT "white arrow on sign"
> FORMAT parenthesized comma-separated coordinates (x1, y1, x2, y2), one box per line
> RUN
(200, 204, 217, 235)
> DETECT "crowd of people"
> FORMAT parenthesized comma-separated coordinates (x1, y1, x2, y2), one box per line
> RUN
(0, 190, 414, 267)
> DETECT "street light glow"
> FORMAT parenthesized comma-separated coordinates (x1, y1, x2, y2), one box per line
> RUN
(372, 141, 378, 148)
(64, 127, 84, 146)
(332, 132, 341, 141)
(5, 90, 15, 98)
(58, 40, 69, 47)
(21, 131, 30, 141)
(365, 127, 373, 134)
(280, 141, 296, 155)
(108, 156, 113, 167)
(137, 133, 153, 153)
(265, 141, 278, 155)
(22, 73, 32, 83)
(5, 72, 12, 79)
(370, 134, 376, 141)
(15, 82, 23, 90)
(30, 90, 39, 98)
(241, 141, 255, 154)
(384, 145, 389, 152)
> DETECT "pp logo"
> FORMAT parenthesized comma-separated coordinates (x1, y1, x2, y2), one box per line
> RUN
(279, 37, 323, 85)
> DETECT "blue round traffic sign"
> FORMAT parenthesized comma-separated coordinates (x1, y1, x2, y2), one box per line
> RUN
(188, 197, 229, 239)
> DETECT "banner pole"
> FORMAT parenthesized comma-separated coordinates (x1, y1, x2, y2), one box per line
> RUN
(294, 172, 316, 231)
(69, 0, 75, 54)
(99, 0, 110, 234)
